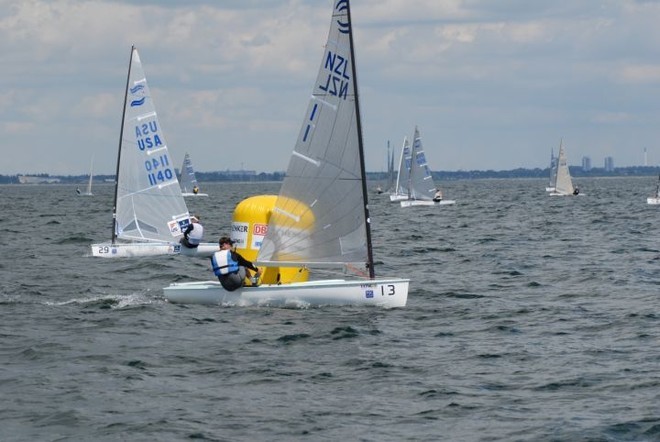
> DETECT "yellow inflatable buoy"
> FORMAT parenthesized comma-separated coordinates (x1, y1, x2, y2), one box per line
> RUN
(231, 195, 309, 285)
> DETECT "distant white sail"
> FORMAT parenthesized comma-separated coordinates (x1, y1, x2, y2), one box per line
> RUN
(406, 126, 436, 201)
(179, 152, 207, 196)
(552, 139, 574, 196)
(114, 47, 190, 243)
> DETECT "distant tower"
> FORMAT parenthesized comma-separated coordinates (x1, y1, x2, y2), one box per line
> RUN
(644, 147, 648, 166)
(604, 156, 614, 172)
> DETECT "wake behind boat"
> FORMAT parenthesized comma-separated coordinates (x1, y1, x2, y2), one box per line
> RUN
(164, 0, 409, 308)
(90, 46, 215, 258)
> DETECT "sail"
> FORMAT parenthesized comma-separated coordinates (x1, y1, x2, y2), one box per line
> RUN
(393, 137, 410, 196)
(258, 0, 368, 266)
(386, 141, 396, 191)
(179, 152, 200, 194)
(407, 126, 436, 200)
(548, 149, 557, 188)
(86, 156, 94, 195)
(114, 47, 190, 243)
(553, 140, 574, 195)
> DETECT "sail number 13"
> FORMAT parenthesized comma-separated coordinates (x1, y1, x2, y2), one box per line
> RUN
(381, 284, 396, 296)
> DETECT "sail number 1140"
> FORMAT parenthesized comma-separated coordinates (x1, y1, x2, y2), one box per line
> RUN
(144, 155, 174, 186)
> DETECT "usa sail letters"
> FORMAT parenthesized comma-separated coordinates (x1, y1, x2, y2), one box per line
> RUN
(319, 51, 350, 99)
(135, 120, 175, 186)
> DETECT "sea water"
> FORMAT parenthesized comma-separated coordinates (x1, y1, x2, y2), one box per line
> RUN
(0, 178, 658, 441)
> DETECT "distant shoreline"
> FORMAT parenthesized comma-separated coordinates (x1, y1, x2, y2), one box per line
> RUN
(3, 166, 659, 184)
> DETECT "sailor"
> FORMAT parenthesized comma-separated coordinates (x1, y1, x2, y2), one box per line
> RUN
(180, 215, 203, 248)
(211, 236, 260, 291)
(76, 187, 81, 195)
(193, 185, 199, 195)
(433, 188, 443, 202)
(573, 187, 580, 196)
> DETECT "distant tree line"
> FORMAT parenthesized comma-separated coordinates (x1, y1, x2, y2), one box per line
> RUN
(2, 166, 660, 184)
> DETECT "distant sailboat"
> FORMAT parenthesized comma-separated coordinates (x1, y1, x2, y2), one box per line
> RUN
(549, 139, 580, 196)
(647, 174, 660, 205)
(180, 152, 208, 197)
(399, 126, 455, 207)
(90, 46, 216, 258)
(389, 137, 411, 202)
(78, 157, 94, 196)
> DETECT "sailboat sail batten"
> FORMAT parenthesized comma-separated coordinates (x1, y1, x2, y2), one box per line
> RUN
(137, 112, 157, 121)
(292, 151, 321, 166)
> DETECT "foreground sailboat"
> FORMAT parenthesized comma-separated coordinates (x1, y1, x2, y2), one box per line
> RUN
(647, 174, 660, 205)
(90, 46, 216, 258)
(164, 0, 409, 307)
(180, 152, 208, 197)
(400, 126, 455, 207)
(549, 139, 580, 196)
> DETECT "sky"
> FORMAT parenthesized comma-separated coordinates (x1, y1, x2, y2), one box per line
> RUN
(2, 0, 660, 175)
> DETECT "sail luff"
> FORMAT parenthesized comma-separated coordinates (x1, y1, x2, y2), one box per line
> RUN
(345, 0, 374, 278)
(111, 45, 134, 244)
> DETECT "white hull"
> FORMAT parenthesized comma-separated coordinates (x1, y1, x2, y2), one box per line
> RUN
(90, 241, 217, 258)
(400, 199, 456, 207)
(545, 187, 555, 192)
(77, 192, 93, 196)
(182, 192, 208, 197)
(549, 191, 584, 197)
(647, 197, 660, 205)
(164, 278, 409, 308)
(389, 193, 408, 202)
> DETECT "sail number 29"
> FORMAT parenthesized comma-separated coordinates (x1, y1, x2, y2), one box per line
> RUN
(381, 284, 396, 296)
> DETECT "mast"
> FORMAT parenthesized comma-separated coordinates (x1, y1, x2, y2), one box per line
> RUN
(111, 45, 134, 243)
(346, 0, 375, 278)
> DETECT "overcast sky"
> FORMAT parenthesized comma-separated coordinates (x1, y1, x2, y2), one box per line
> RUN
(2, 0, 660, 175)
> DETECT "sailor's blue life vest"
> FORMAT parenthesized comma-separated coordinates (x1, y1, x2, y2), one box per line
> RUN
(211, 250, 239, 276)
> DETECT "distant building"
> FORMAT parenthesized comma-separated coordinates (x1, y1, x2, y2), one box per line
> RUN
(219, 169, 257, 177)
(18, 175, 61, 184)
(604, 156, 614, 172)
(581, 156, 592, 172)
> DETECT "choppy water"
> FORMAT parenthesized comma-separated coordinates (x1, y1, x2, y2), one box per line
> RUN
(1, 178, 659, 441)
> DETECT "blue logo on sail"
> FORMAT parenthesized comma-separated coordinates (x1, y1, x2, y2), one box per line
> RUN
(130, 84, 146, 107)
(335, 0, 350, 34)
(130, 97, 146, 107)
